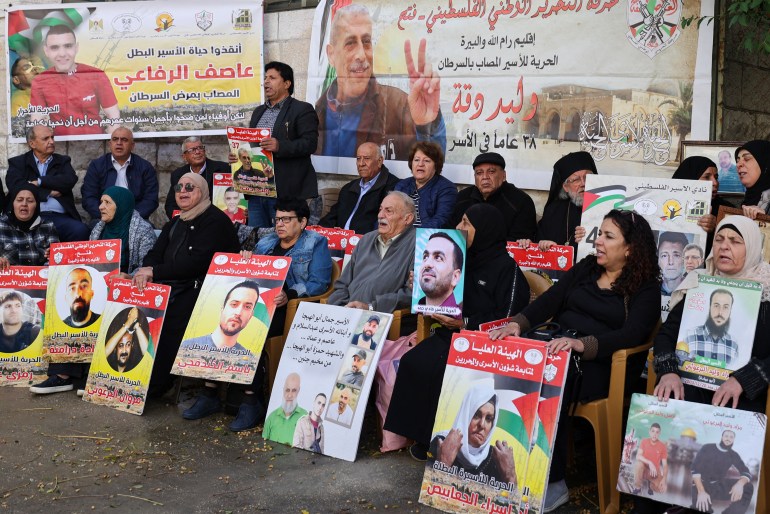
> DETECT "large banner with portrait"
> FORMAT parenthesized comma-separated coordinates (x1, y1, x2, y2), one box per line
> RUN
(419, 332, 547, 514)
(265, 302, 392, 461)
(171, 253, 288, 384)
(307, 0, 715, 189)
(0, 266, 48, 386)
(83, 279, 170, 415)
(618, 394, 766, 514)
(675, 275, 762, 391)
(412, 228, 466, 318)
(43, 240, 121, 363)
(6, 1, 263, 142)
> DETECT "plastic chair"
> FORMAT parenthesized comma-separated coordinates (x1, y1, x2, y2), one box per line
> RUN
(572, 322, 660, 514)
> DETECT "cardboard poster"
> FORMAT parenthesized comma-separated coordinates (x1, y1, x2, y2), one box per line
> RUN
(265, 302, 393, 461)
(43, 240, 121, 363)
(412, 228, 467, 319)
(0, 266, 48, 386)
(212, 172, 247, 224)
(306, 225, 356, 269)
(506, 242, 573, 282)
(618, 394, 766, 514)
(227, 126, 276, 198)
(82, 279, 170, 415)
(419, 332, 547, 514)
(171, 253, 288, 384)
(675, 275, 762, 391)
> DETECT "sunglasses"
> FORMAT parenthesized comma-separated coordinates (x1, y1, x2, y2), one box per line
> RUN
(173, 183, 198, 193)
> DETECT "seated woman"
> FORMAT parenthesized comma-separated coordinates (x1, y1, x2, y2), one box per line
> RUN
(735, 139, 770, 219)
(394, 141, 457, 228)
(90, 186, 157, 277)
(185, 198, 333, 432)
(490, 209, 661, 512)
(133, 173, 239, 397)
(429, 380, 517, 488)
(0, 184, 59, 269)
(385, 203, 530, 460)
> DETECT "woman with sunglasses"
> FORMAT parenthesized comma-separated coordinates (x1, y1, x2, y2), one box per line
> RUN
(133, 173, 239, 397)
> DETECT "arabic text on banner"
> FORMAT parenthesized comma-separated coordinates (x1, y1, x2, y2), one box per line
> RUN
(506, 242, 573, 283)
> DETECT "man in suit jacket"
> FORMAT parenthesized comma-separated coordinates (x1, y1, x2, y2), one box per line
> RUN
(6, 125, 89, 241)
(165, 136, 230, 219)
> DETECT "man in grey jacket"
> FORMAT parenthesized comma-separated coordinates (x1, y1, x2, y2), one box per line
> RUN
(327, 192, 415, 313)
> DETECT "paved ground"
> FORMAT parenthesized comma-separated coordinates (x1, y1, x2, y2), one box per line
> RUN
(0, 384, 637, 514)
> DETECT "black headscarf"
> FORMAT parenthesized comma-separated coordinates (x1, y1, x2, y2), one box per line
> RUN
(672, 156, 716, 181)
(736, 140, 770, 206)
(465, 203, 508, 270)
(5, 184, 41, 232)
(545, 151, 598, 208)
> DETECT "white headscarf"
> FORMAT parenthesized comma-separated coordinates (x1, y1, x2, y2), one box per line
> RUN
(670, 214, 770, 308)
(440, 379, 498, 468)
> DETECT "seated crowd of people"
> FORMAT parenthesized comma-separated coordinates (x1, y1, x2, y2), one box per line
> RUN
(2, 60, 769, 514)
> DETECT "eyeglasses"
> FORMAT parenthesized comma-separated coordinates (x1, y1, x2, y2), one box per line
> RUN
(564, 175, 587, 186)
(173, 183, 198, 193)
(274, 216, 298, 225)
(183, 145, 206, 154)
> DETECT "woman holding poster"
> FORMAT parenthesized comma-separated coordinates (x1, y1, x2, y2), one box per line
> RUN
(0, 184, 59, 267)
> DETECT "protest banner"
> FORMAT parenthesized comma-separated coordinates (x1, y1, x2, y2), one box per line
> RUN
(506, 242, 573, 282)
(227, 126, 277, 198)
(306, 225, 356, 268)
(412, 228, 466, 318)
(618, 393, 766, 514)
(342, 233, 362, 271)
(6, 1, 263, 141)
(212, 172, 247, 224)
(419, 331, 547, 514)
(171, 253, 288, 384)
(0, 266, 48, 386)
(83, 279, 170, 415)
(307, 1, 715, 189)
(675, 274, 762, 391)
(43, 240, 120, 363)
(265, 302, 392, 461)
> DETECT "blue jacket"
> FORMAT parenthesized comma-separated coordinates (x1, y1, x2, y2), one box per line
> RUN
(394, 174, 457, 228)
(255, 229, 332, 297)
(81, 153, 159, 220)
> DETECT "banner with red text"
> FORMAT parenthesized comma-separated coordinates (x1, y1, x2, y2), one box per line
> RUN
(506, 242, 573, 282)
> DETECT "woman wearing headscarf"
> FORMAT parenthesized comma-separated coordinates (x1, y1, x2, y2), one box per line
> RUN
(133, 173, 240, 396)
(384, 203, 530, 460)
(90, 186, 156, 276)
(429, 380, 517, 488)
(736, 139, 770, 219)
(0, 184, 59, 269)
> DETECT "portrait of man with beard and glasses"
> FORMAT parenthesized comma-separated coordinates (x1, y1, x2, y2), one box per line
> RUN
(351, 314, 380, 351)
(684, 289, 739, 366)
(104, 307, 150, 374)
(416, 232, 463, 318)
(181, 280, 259, 355)
(62, 267, 101, 329)
(690, 429, 754, 513)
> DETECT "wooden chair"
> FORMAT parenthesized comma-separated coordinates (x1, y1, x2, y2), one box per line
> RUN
(318, 187, 340, 219)
(265, 261, 341, 390)
(572, 321, 660, 514)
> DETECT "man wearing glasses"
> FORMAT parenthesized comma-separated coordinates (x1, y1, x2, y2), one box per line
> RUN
(165, 136, 230, 219)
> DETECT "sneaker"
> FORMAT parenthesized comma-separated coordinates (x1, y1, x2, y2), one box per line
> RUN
(409, 443, 428, 462)
(76, 389, 85, 397)
(182, 393, 221, 420)
(30, 375, 74, 395)
(647, 485, 654, 495)
(631, 487, 642, 495)
(543, 479, 569, 513)
(228, 400, 266, 432)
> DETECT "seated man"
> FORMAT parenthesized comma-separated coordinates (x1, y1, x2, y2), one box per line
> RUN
(319, 142, 399, 234)
(165, 136, 230, 219)
(81, 126, 159, 222)
(449, 152, 536, 241)
(6, 125, 89, 242)
(327, 191, 416, 313)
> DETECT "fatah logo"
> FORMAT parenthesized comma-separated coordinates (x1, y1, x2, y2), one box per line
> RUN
(155, 13, 174, 32)
(195, 11, 213, 31)
(626, 0, 682, 59)
(112, 289, 120, 301)
(106, 249, 116, 261)
(54, 252, 63, 264)
(543, 363, 557, 382)
(557, 255, 568, 269)
(155, 295, 163, 308)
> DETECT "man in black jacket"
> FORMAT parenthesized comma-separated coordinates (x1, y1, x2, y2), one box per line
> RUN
(6, 125, 89, 241)
(165, 136, 230, 219)
(320, 142, 398, 234)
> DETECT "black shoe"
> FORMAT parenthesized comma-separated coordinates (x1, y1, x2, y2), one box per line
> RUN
(182, 393, 221, 420)
(228, 400, 265, 432)
(409, 443, 428, 462)
(30, 375, 74, 395)
(647, 486, 654, 495)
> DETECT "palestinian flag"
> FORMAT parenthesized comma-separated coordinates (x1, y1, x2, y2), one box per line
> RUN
(582, 184, 627, 213)
(8, 7, 91, 56)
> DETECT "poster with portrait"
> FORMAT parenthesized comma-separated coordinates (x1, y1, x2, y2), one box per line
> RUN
(265, 302, 392, 461)
(212, 172, 247, 224)
(506, 242, 573, 282)
(0, 266, 48, 386)
(412, 228, 466, 318)
(226, 126, 276, 198)
(171, 253, 288, 384)
(682, 141, 745, 195)
(675, 275, 762, 391)
(618, 394, 766, 514)
(82, 279, 170, 415)
(306, 225, 357, 268)
(42, 240, 121, 363)
(419, 331, 547, 514)
(6, 1, 264, 142)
